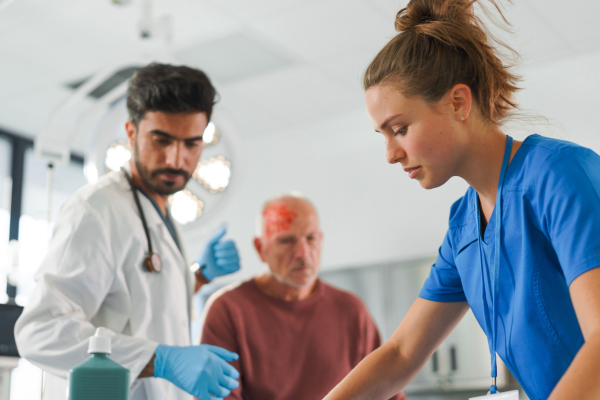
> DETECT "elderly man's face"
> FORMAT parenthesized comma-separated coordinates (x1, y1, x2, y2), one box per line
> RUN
(255, 199, 323, 288)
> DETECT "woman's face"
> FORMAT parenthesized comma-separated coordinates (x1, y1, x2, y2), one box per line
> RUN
(365, 83, 467, 190)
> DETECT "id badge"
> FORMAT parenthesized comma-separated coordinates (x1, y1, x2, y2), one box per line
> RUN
(469, 390, 519, 400)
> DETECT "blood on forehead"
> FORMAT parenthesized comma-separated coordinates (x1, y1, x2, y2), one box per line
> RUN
(262, 203, 299, 239)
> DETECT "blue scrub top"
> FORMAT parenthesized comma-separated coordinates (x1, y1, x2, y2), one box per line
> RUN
(419, 134, 600, 400)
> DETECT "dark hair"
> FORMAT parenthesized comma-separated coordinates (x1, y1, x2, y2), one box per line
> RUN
(363, 0, 520, 125)
(127, 63, 217, 127)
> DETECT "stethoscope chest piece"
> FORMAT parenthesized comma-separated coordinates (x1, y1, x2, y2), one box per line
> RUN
(122, 169, 163, 274)
(144, 252, 162, 273)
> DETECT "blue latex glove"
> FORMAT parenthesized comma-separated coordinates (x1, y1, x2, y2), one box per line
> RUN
(154, 344, 239, 400)
(197, 225, 241, 281)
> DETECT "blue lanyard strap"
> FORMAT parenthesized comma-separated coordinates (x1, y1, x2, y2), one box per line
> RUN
(489, 135, 513, 394)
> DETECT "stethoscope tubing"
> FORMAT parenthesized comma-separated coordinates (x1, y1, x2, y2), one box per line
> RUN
(122, 169, 158, 272)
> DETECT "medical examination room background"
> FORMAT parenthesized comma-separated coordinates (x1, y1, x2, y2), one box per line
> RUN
(0, 0, 599, 399)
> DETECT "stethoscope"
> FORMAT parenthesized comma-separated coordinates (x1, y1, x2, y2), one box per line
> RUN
(122, 169, 162, 273)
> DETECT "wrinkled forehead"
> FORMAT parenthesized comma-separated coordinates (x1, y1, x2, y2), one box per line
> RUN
(260, 198, 319, 239)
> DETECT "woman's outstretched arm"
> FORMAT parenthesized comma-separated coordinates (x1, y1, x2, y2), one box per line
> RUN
(549, 267, 600, 399)
(324, 298, 469, 400)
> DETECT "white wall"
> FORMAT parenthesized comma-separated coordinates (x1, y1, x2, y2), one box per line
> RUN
(518, 50, 600, 151)
(183, 102, 470, 277)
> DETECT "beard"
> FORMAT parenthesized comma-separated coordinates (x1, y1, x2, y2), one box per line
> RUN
(134, 140, 192, 195)
(269, 259, 318, 289)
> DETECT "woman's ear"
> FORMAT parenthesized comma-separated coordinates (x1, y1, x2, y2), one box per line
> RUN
(449, 83, 472, 122)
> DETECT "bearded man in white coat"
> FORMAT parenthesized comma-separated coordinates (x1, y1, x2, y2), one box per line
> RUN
(15, 63, 241, 400)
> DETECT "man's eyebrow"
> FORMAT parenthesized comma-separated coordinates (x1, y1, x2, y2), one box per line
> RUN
(277, 234, 295, 240)
(149, 129, 203, 141)
(375, 113, 403, 132)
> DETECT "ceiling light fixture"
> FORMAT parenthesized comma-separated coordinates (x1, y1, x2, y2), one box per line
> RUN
(169, 190, 203, 225)
(105, 141, 131, 172)
(194, 156, 231, 193)
(203, 122, 219, 146)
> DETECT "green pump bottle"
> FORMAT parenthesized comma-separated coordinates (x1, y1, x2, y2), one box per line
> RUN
(68, 327, 130, 400)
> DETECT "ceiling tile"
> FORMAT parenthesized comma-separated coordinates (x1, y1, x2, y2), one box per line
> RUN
(175, 31, 297, 85)
(0, 0, 57, 33)
(153, 0, 239, 46)
(251, 0, 395, 62)
(220, 64, 365, 130)
(203, 0, 317, 20)
(0, 48, 61, 101)
(0, 12, 137, 83)
(0, 0, 239, 85)
(0, 84, 96, 143)
(216, 92, 290, 137)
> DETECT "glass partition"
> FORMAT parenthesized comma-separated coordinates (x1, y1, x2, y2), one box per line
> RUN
(0, 137, 10, 213)
(0, 137, 11, 305)
(16, 150, 87, 306)
(21, 148, 87, 221)
(8, 148, 88, 400)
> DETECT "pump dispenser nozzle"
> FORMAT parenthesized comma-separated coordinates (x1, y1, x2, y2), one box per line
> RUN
(88, 327, 111, 354)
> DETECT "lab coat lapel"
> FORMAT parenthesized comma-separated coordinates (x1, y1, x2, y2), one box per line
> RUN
(171, 218, 195, 321)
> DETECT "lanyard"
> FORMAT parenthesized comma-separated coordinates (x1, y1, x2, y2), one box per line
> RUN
(480, 135, 513, 394)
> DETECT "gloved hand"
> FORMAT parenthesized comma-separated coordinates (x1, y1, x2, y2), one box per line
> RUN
(196, 225, 241, 281)
(154, 344, 240, 400)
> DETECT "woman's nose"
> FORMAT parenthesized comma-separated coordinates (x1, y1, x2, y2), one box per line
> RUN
(386, 137, 406, 164)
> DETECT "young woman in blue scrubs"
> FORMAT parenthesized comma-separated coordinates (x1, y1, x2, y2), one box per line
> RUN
(323, 1, 600, 400)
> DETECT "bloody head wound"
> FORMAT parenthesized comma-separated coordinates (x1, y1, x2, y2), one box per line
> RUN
(263, 203, 299, 239)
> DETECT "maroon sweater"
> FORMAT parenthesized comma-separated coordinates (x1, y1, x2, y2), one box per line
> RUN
(200, 278, 402, 400)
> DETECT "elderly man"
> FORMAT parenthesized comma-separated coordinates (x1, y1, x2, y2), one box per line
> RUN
(199, 194, 406, 400)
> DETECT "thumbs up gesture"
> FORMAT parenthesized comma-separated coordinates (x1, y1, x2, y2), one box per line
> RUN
(196, 225, 241, 282)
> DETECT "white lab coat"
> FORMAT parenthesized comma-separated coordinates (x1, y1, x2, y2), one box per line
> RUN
(15, 170, 195, 400)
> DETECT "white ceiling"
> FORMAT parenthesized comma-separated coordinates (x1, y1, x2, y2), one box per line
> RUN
(1, 0, 600, 271)
(0, 0, 599, 152)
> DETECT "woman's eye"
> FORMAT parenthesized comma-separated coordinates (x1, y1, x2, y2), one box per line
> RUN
(393, 126, 407, 136)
